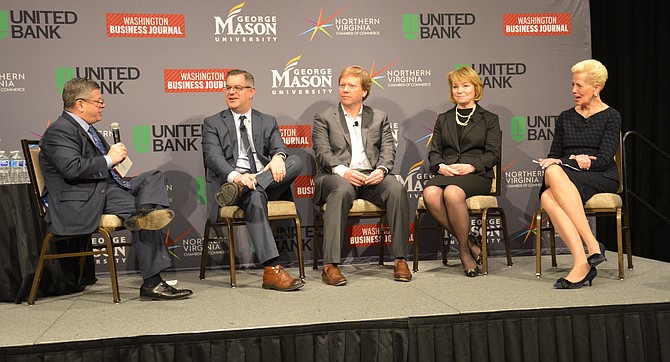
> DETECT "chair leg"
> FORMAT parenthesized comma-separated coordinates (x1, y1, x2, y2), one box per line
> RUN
(28, 234, 53, 305)
(498, 208, 513, 267)
(535, 210, 542, 277)
(313, 213, 320, 271)
(413, 210, 420, 272)
(200, 220, 211, 280)
(226, 220, 236, 288)
(440, 233, 448, 265)
(624, 209, 633, 270)
(99, 228, 120, 303)
(378, 216, 385, 266)
(481, 210, 489, 275)
(616, 207, 624, 280)
(550, 227, 557, 268)
(294, 217, 305, 280)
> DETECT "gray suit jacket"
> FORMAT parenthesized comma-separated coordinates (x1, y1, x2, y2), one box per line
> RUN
(427, 104, 501, 180)
(39, 112, 113, 235)
(202, 108, 288, 222)
(312, 104, 395, 201)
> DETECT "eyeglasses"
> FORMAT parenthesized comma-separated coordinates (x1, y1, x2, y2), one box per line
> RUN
(77, 98, 105, 107)
(224, 85, 253, 93)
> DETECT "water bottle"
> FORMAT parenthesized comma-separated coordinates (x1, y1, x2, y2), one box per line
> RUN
(0, 151, 9, 185)
(9, 150, 28, 184)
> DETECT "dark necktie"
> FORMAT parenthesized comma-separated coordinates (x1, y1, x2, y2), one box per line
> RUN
(238, 115, 257, 173)
(87, 125, 132, 189)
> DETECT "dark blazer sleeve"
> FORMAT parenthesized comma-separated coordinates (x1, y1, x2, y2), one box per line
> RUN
(312, 108, 344, 173)
(258, 111, 288, 162)
(371, 107, 396, 172)
(202, 112, 237, 182)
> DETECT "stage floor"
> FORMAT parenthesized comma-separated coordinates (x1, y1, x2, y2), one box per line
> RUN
(1, 254, 669, 348)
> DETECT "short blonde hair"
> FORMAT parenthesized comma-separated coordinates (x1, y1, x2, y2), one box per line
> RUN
(447, 65, 483, 104)
(571, 59, 608, 89)
(339, 65, 372, 101)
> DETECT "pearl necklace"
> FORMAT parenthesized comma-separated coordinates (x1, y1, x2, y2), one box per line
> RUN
(455, 104, 476, 126)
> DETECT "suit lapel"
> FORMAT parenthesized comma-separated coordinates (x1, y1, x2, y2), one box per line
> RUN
(336, 105, 352, 148)
(445, 108, 461, 152)
(460, 106, 482, 141)
(361, 105, 371, 150)
(221, 109, 239, 160)
(61, 112, 107, 155)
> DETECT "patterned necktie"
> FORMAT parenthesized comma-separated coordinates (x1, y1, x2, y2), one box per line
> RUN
(238, 115, 258, 173)
(87, 125, 131, 189)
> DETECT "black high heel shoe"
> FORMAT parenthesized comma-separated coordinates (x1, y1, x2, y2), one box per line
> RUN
(468, 234, 483, 266)
(464, 266, 480, 277)
(587, 242, 607, 267)
(553, 266, 597, 289)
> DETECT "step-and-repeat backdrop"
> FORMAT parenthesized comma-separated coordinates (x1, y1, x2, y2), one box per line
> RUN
(0, 0, 590, 273)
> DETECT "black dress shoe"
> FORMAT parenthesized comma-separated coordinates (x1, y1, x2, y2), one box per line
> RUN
(140, 281, 193, 301)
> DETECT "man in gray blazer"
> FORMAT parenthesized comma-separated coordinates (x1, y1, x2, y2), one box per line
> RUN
(202, 69, 303, 291)
(312, 66, 411, 286)
(40, 78, 192, 301)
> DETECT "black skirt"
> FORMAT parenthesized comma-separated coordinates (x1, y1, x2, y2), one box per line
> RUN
(540, 167, 618, 203)
(424, 174, 491, 198)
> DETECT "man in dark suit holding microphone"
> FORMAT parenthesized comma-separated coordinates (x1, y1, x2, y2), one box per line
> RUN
(40, 77, 192, 301)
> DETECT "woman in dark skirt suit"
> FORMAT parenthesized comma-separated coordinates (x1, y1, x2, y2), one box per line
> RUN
(423, 66, 501, 277)
(538, 59, 621, 289)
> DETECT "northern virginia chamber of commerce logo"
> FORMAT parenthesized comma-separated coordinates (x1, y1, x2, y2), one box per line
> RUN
(271, 55, 333, 96)
(55, 66, 141, 95)
(402, 11, 475, 40)
(299, 6, 381, 41)
(0, 9, 77, 40)
(504, 159, 543, 189)
(106, 13, 185, 37)
(164, 69, 229, 92)
(510, 114, 556, 143)
(503, 13, 571, 36)
(374, 60, 433, 89)
(133, 123, 203, 153)
(0, 71, 26, 93)
(214, 2, 277, 43)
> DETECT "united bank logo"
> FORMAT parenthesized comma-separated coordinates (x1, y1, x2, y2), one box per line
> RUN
(213, 2, 277, 43)
(503, 13, 571, 36)
(0, 9, 77, 40)
(510, 115, 556, 143)
(402, 12, 475, 40)
(133, 123, 203, 153)
(164, 69, 230, 93)
(106, 13, 185, 38)
(470, 62, 527, 89)
(299, 6, 381, 41)
(0, 72, 26, 93)
(55, 66, 140, 95)
(270, 55, 333, 96)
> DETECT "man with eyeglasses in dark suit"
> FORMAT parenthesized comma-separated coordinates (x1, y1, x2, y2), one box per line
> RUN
(202, 69, 304, 291)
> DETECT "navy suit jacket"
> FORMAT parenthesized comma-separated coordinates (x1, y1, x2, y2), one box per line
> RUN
(201, 108, 288, 222)
(39, 112, 113, 235)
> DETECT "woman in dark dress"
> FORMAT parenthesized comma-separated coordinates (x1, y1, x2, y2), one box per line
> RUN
(538, 59, 621, 289)
(423, 66, 501, 277)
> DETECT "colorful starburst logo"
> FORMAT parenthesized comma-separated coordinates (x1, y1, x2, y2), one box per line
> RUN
(299, 6, 348, 41)
(369, 59, 398, 89)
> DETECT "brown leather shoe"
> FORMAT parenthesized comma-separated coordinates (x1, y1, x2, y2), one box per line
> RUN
(322, 264, 347, 286)
(215, 181, 246, 207)
(393, 259, 412, 282)
(262, 265, 303, 291)
(123, 209, 174, 232)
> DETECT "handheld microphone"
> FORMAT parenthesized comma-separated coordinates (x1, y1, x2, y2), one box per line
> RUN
(110, 122, 121, 144)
